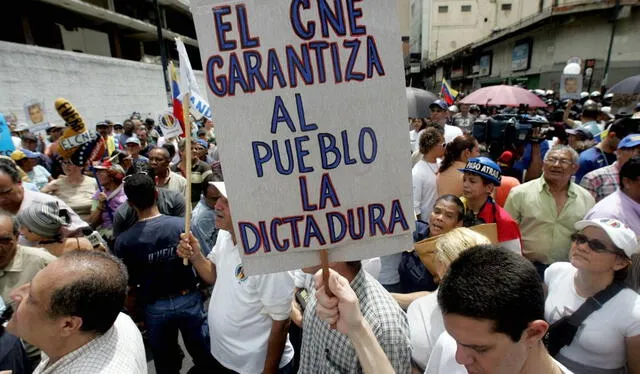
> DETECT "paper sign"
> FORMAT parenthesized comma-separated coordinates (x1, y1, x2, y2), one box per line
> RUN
(158, 112, 184, 139)
(24, 100, 46, 126)
(560, 74, 583, 100)
(191, 0, 414, 274)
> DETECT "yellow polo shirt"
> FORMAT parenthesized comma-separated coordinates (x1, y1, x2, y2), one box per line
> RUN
(504, 177, 595, 264)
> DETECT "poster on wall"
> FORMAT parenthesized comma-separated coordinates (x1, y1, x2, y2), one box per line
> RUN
(191, 0, 414, 274)
(560, 74, 583, 100)
(512, 40, 532, 72)
(479, 53, 492, 77)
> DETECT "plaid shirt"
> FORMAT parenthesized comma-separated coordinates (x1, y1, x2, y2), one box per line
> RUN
(579, 163, 620, 202)
(298, 269, 411, 374)
(34, 313, 147, 374)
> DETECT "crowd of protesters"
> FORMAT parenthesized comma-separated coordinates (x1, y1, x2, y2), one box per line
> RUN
(0, 86, 639, 374)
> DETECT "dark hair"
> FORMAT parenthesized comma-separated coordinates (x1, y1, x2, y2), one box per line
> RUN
(434, 194, 465, 222)
(582, 109, 599, 120)
(48, 251, 128, 334)
(149, 146, 170, 161)
(0, 210, 19, 236)
(162, 143, 176, 159)
(144, 118, 155, 128)
(123, 173, 156, 210)
(620, 155, 640, 190)
(412, 118, 428, 132)
(438, 245, 545, 342)
(419, 127, 444, 155)
(0, 160, 21, 184)
(607, 119, 631, 140)
(439, 134, 477, 173)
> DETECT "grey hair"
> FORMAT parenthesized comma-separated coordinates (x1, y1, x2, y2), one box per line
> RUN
(544, 144, 579, 164)
(0, 210, 20, 236)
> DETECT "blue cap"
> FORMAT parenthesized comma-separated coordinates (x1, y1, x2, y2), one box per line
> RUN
(618, 134, 640, 150)
(430, 99, 448, 110)
(458, 157, 502, 186)
(195, 139, 208, 148)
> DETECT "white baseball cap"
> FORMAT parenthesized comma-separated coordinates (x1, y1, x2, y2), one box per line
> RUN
(209, 181, 227, 198)
(574, 218, 639, 258)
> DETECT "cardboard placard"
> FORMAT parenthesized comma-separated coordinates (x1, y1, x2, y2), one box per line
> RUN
(191, 0, 413, 274)
(158, 112, 184, 139)
(560, 74, 583, 100)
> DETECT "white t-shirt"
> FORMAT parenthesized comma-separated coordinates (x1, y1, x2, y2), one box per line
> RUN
(407, 291, 444, 371)
(207, 230, 295, 373)
(409, 129, 423, 153)
(412, 160, 439, 220)
(444, 124, 463, 144)
(544, 262, 640, 370)
(424, 332, 574, 374)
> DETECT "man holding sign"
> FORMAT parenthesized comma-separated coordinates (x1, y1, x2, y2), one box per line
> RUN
(178, 182, 295, 374)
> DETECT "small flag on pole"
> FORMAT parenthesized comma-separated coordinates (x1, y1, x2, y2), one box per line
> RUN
(441, 78, 459, 106)
(169, 61, 185, 135)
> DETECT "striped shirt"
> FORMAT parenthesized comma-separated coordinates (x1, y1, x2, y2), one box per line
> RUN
(579, 163, 620, 202)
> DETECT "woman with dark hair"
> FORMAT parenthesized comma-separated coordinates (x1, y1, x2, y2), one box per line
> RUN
(17, 200, 93, 257)
(409, 117, 428, 153)
(544, 218, 640, 373)
(436, 134, 479, 197)
(412, 128, 445, 221)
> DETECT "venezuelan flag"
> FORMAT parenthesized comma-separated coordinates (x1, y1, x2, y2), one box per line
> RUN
(441, 78, 459, 106)
(169, 61, 185, 135)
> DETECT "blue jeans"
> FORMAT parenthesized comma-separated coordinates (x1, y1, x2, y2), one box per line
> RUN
(144, 290, 213, 374)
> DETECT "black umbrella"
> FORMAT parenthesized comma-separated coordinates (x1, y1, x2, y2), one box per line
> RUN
(406, 87, 437, 118)
(606, 74, 640, 95)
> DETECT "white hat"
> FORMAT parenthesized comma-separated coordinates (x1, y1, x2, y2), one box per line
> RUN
(546, 90, 554, 96)
(574, 218, 639, 258)
(580, 92, 590, 98)
(604, 93, 614, 99)
(601, 106, 614, 119)
(448, 105, 459, 113)
(209, 181, 227, 198)
(590, 91, 602, 97)
(14, 122, 29, 132)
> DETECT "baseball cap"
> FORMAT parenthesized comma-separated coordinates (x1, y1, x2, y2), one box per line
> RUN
(46, 123, 65, 132)
(125, 136, 141, 146)
(618, 134, 640, 150)
(430, 100, 448, 111)
(20, 132, 37, 142)
(458, 157, 502, 186)
(14, 123, 29, 132)
(96, 121, 109, 128)
(195, 139, 208, 149)
(574, 218, 639, 258)
(209, 181, 227, 198)
(113, 122, 123, 128)
(497, 150, 514, 166)
(566, 127, 594, 140)
(600, 106, 615, 119)
(10, 149, 40, 161)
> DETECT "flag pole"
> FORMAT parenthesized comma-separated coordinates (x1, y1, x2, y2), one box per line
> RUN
(183, 92, 192, 266)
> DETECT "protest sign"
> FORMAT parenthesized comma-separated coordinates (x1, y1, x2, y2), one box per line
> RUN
(23, 99, 49, 136)
(188, 91, 213, 121)
(560, 74, 583, 100)
(191, 0, 413, 274)
(158, 112, 184, 138)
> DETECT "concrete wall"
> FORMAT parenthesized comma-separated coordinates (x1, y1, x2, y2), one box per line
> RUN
(476, 7, 640, 88)
(0, 41, 206, 128)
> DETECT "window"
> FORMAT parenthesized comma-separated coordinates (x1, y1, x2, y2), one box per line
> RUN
(461, 5, 472, 12)
(501, 3, 512, 10)
(438, 5, 448, 13)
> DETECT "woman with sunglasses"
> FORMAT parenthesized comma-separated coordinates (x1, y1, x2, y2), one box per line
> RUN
(544, 218, 640, 373)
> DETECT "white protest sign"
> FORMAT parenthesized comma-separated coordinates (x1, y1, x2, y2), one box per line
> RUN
(158, 112, 184, 139)
(191, 0, 414, 275)
(560, 74, 583, 100)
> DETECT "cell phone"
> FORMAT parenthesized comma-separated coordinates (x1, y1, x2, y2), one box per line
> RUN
(295, 289, 310, 311)
(85, 230, 106, 249)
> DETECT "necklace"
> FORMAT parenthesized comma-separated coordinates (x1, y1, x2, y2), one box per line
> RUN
(425, 160, 438, 175)
(139, 213, 161, 222)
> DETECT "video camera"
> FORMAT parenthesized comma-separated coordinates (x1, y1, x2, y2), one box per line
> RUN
(472, 114, 553, 160)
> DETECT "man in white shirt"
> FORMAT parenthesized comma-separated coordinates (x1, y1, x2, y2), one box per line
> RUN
(429, 245, 572, 373)
(178, 181, 295, 374)
(5, 250, 147, 374)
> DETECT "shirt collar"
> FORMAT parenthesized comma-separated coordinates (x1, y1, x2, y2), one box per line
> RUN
(539, 176, 577, 198)
(3, 245, 24, 273)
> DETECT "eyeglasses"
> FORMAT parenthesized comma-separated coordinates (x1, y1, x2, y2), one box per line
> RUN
(544, 157, 573, 166)
(571, 232, 620, 254)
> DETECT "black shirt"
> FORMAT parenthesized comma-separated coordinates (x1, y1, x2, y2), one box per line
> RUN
(114, 215, 198, 303)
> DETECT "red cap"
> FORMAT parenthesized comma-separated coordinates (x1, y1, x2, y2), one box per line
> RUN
(498, 151, 514, 164)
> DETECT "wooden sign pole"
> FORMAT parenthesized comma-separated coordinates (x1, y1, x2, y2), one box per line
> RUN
(183, 92, 192, 266)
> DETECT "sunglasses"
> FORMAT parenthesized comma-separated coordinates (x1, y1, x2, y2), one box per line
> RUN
(571, 232, 621, 255)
